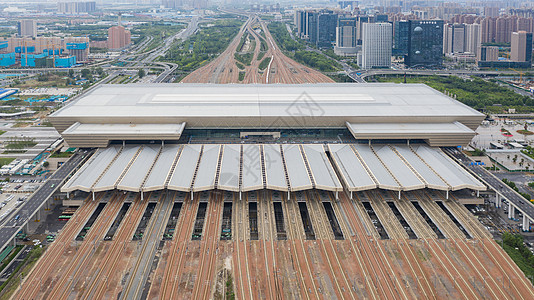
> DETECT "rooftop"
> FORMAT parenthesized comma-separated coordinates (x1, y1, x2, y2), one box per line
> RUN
(51, 83, 483, 120)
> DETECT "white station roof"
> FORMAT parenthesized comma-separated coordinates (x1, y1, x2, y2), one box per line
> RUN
(50, 83, 485, 148)
(117, 145, 160, 192)
(142, 145, 182, 192)
(263, 144, 287, 192)
(218, 144, 241, 192)
(302, 145, 342, 192)
(167, 145, 202, 192)
(61, 143, 485, 194)
(328, 144, 485, 192)
(328, 144, 377, 191)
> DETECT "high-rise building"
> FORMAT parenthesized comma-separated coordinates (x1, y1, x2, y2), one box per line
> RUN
(443, 23, 465, 54)
(295, 10, 339, 48)
(107, 26, 131, 50)
(58, 1, 96, 14)
(360, 23, 392, 69)
(295, 10, 307, 37)
(465, 24, 481, 54)
(18, 20, 37, 38)
(335, 18, 358, 56)
(317, 12, 338, 48)
(393, 20, 410, 56)
(484, 7, 499, 18)
(511, 31, 533, 62)
(478, 46, 499, 61)
(405, 20, 444, 68)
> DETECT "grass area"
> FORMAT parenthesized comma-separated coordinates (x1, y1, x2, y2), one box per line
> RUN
(267, 22, 342, 72)
(0, 246, 43, 298)
(235, 62, 245, 70)
(373, 75, 534, 113)
(293, 51, 342, 72)
(257, 51, 266, 61)
(226, 274, 235, 299)
(9, 73, 69, 89)
(267, 22, 304, 52)
(0, 246, 23, 275)
(328, 73, 356, 83)
(517, 130, 534, 135)
(50, 151, 74, 158)
(499, 233, 534, 279)
(237, 33, 248, 52)
(0, 158, 15, 167)
(162, 18, 244, 74)
(2, 150, 26, 154)
(502, 178, 533, 201)
(132, 22, 185, 53)
(12, 122, 32, 128)
(4, 138, 36, 150)
(259, 57, 271, 71)
(0, 131, 5, 136)
(322, 49, 345, 61)
(234, 52, 253, 66)
(238, 71, 245, 82)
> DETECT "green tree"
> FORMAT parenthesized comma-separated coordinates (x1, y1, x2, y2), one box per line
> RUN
(138, 69, 146, 78)
(81, 68, 91, 79)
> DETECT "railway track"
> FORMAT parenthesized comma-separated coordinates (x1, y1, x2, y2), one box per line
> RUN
(15, 194, 103, 299)
(46, 193, 127, 299)
(233, 192, 254, 299)
(121, 192, 175, 300)
(159, 194, 199, 299)
(258, 190, 280, 299)
(82, 192, 153, 300)
(191, 192, 224, 300)
(406, 192, 480, 299)
(283, 192, 320, 299)
(310, 190, 356, 299)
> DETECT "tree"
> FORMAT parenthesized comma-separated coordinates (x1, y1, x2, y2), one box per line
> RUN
(68, 69, 74, 78)
(138, 69, 146, 78)
(81, 68, 91, 79)
(43, 161, 49, 168)
(95, 67, 104, 76)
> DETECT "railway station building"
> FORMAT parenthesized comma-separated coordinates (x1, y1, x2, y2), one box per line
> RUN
(51, 83, 486, 200)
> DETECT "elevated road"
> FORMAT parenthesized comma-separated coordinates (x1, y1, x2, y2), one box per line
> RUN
(0, 150, 93, 250)
(443, 147, 534, 231)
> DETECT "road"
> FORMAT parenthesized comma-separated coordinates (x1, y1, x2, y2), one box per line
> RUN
(443, 147, 534, 225)
(0, 150, 92, 251)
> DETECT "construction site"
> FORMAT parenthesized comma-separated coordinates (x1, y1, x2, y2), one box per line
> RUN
(8, 81, 534, 298)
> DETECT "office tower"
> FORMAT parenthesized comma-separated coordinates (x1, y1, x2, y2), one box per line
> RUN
(107, 26, 131, 50)
(393, 20, 410, 56)
(511, 31, 533, 62)
(443, 23, 465, 54)
(317, 12, 338, 48)
(18, 20, 37, 38)
(405, 20, 444, 68)
(295, 10, 306, 37)
(360, 22, 392, 69)
(335, 18, 358, 56)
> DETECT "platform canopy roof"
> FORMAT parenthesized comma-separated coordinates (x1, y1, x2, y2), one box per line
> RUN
(327, 144, 485, 192)
(62, 143, 344, 194)
(62, 143, 485, 195)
